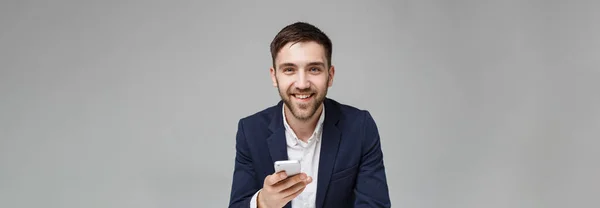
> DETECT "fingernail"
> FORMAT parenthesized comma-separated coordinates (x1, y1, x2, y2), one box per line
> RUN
(280, 172, 287, 179)
(307, 177, 312, 183)
(300, 174, 306, 180)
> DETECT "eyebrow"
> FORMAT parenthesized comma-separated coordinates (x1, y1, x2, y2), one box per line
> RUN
(278, 63, 297, 69)
(306, 62, 326, 68)
(277, 62, 326, 69)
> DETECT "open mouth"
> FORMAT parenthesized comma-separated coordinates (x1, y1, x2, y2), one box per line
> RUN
(292, 93, 314, 101)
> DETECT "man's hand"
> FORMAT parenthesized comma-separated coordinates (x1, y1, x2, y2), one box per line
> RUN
(257, 171, 313, 208)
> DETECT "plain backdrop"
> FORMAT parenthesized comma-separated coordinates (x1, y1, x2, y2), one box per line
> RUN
(1, 0, 599, 207)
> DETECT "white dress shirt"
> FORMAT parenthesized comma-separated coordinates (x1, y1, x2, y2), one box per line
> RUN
(251, 104, 325, 208)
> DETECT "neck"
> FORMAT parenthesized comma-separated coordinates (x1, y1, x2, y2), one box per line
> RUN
(285, 104, 323, 142)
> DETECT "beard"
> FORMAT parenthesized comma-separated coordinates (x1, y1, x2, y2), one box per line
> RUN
(277, 81, 328, 122)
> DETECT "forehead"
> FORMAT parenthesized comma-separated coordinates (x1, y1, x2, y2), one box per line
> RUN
(275, 41, 326, 66)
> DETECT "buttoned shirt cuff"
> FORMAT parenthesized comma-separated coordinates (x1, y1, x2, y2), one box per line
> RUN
(250, 189, 262, 208)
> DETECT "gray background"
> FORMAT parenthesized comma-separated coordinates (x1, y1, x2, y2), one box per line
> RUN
(1, 0, 599, 207)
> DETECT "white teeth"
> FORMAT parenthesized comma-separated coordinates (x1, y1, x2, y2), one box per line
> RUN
(295, 94, 310, 99)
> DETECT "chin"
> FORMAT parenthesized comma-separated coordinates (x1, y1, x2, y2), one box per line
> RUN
(292, 104, 318, 120)
(292, 112, 312, 121)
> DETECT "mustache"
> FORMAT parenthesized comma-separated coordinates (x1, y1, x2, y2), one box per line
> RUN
(288, 88, 315, 94)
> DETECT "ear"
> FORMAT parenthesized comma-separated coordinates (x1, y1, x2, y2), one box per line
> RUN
(270, 67, 278, 87)
(327, 65, 335, 87)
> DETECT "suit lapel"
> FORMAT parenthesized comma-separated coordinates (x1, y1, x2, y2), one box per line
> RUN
(266, 101, 291, 208)
(316, 99, 341, 208)
(266, 128, 288, 165)
(267, 100, 289, 167)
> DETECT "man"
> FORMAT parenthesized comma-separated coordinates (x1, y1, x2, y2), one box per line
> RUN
(229, 22, 391, 208)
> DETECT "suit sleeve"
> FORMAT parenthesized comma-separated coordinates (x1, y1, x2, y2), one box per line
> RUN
(354, 111, 392, 207)
(229, 119, 261, 208)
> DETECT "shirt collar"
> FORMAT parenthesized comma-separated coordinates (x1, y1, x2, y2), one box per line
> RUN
(282, 103, 325, 145)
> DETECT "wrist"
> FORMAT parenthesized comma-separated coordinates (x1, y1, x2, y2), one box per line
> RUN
(257, 191, 266, 208)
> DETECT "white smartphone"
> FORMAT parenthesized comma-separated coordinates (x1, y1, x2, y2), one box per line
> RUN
(274, 160, 301, 176)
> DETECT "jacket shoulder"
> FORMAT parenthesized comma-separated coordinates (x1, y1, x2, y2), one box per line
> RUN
(327, 98, 369, 121)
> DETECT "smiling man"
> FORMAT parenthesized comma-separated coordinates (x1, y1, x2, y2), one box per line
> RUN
(228, 22, 391, 208)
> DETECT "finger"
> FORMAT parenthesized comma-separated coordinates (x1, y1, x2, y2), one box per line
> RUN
(266, 171, 288, 186)
(273, 173, 305, 191)
(281, 176, 312, 197)
(282, 185, 307, 202)
(274, 173, 309, 192)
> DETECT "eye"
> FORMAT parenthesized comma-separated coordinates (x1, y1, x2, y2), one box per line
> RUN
(283, 68, 294, 72)
(309, 67, 321, 72)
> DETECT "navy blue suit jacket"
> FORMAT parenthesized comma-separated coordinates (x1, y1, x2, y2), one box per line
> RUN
(229, 98, 391, 208)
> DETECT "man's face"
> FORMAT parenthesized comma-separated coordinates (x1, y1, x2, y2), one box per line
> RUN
(270, 41, 335, 121)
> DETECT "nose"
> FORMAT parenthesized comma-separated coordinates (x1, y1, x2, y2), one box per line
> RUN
(294, 71, 310, 90)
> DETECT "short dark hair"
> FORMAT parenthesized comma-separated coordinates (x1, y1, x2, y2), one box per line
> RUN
(270, 22, 333, 69)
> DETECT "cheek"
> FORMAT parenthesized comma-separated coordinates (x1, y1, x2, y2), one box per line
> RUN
(275, 77, 291, 88)
(278, 85, 288, 93)
(277, 82, 291, 93)
(311, 77, 329, 89)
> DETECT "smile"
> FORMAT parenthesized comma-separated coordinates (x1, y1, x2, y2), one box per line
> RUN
(292, 93, 314, 101)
